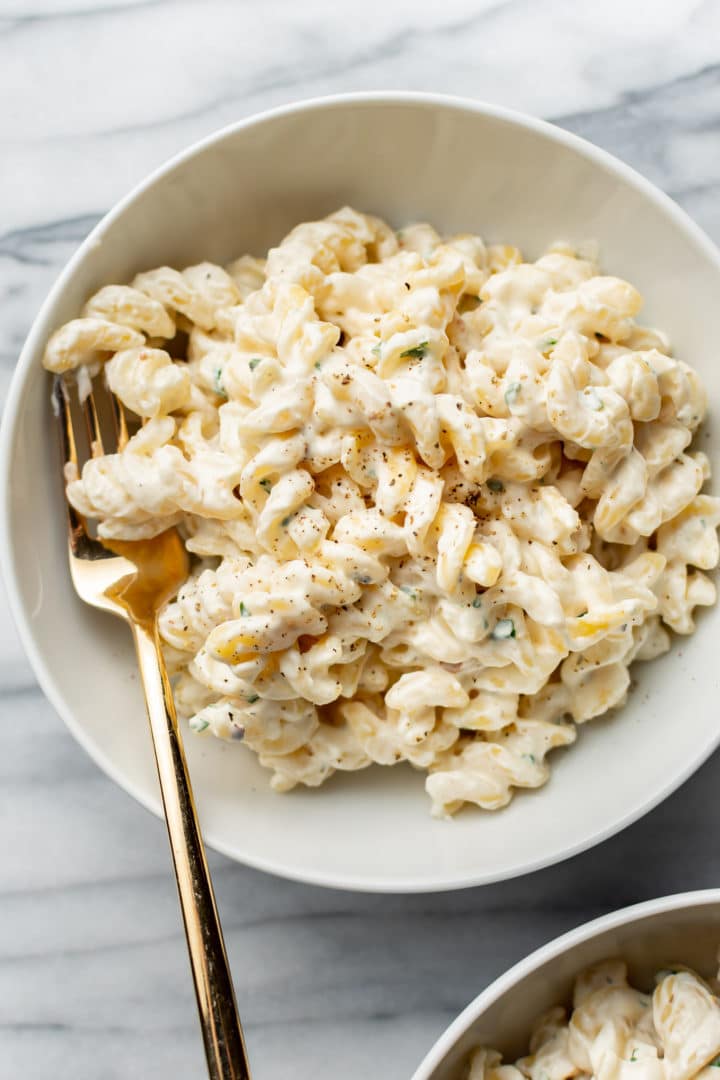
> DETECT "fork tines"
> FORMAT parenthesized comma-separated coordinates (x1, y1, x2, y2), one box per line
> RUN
(52, 370, 130, 557)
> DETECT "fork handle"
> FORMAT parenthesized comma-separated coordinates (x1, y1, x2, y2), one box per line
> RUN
(132, 621, 251, 1080)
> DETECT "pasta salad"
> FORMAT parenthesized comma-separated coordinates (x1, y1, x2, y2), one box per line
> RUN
(466, 960, 720, 1080)
(43, 207, 720, 816)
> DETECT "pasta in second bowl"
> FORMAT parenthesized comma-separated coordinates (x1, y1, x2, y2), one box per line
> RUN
(3, 94, 720, 889)
(41, 208, 718, 819)
(464, 961, 720, 1080)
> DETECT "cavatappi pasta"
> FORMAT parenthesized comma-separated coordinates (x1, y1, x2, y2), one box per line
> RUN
(466, 960, 720, 1080)
(43, 207, 720, 816)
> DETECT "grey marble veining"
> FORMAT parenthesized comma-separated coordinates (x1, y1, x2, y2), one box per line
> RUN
(2, 1, 720, 1077)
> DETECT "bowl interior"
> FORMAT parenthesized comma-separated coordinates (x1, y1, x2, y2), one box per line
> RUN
(414, 894, 720, 1079)
(4, 96, 720, 891)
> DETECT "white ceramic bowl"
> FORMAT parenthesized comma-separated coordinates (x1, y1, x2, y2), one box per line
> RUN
(2, 93, 720, 893)
(412, 889, 720, 1079)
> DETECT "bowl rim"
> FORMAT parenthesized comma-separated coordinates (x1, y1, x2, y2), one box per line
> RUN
(2, 90, 720, 892)
(411, 887, 720, 1078)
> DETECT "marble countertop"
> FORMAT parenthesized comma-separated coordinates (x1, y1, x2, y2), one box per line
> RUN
(3, 1, 720, 1077)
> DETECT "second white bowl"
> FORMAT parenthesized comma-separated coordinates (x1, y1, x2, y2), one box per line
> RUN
(412, 890, 720, 1079)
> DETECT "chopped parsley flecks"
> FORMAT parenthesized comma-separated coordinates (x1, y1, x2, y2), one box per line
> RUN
(213, 368, 227, 397)
(491, 618, 516, 640)
(281, 514, 294, 527)
(238, 601, 250, 616)
(577, 609, 588, 618)
(189, 716, 210, 733)
(355, 573, 373, 585)
(399, 584, 418, 600)
(400, 341, 430, 360)
(585, 387, 604, 410)
(630, 1050, 639, 1064)
(523, 753, 537, 765)
(246, 694, 260, 704)
(487, 478, 505, 493)
(249, 357, 263, 371)
(259, 478, 272, 492)
(539, 337, 558, 351)
(709, 1055, 720, 1068)
(472, 596, 484, 608)
(314, 360, 322, 370)
(371, 343, 383, 358)
(504, 380, 522, 408)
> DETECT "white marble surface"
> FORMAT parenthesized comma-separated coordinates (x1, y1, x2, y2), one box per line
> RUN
(2, 1, 720, 1076)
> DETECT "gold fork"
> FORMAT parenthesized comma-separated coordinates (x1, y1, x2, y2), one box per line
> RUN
(52, 374, 251, 1080)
